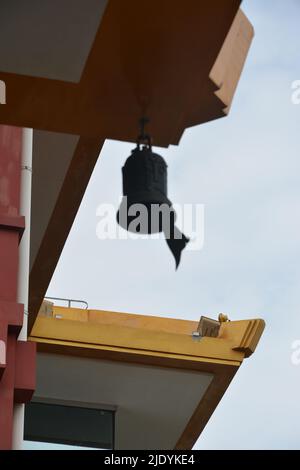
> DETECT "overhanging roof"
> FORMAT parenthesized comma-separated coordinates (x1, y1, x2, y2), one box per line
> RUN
(29, 305, 265, 449)
(0, 1, 252, 144)
(0, 1, 254, 330)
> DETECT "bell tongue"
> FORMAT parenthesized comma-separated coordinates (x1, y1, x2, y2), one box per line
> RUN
(164, 224, 189, 269)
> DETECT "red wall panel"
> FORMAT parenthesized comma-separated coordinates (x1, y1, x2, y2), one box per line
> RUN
(0, 125, 35, 449)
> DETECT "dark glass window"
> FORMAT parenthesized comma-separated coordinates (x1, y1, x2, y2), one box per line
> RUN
(24, 402, 114, 449)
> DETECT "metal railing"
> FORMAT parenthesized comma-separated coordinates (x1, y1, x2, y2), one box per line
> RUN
(45, 296, 88, 310)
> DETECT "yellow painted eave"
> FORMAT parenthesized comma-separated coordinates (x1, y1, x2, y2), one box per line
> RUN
(30, 306, 265, 368)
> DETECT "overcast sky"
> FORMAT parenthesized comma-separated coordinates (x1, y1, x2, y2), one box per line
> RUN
(47, 0, 300, 450)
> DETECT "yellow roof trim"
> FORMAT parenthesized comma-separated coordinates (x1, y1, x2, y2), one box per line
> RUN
(31, 306, 265, 365)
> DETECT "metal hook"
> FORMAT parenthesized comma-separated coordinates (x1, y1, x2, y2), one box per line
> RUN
(136, 116, 152, 150)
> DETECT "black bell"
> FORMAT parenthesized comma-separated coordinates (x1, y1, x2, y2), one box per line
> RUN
(117, 119, 189, 268)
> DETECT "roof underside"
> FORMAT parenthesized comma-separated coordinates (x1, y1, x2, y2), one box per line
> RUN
(0, 0, 250, 144)
(33, 353, 213, 450)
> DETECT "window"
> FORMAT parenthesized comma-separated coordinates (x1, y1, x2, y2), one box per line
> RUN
(24, 402, 114, 450)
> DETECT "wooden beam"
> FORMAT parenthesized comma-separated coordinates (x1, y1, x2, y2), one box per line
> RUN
(28, 137, 104, 332)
